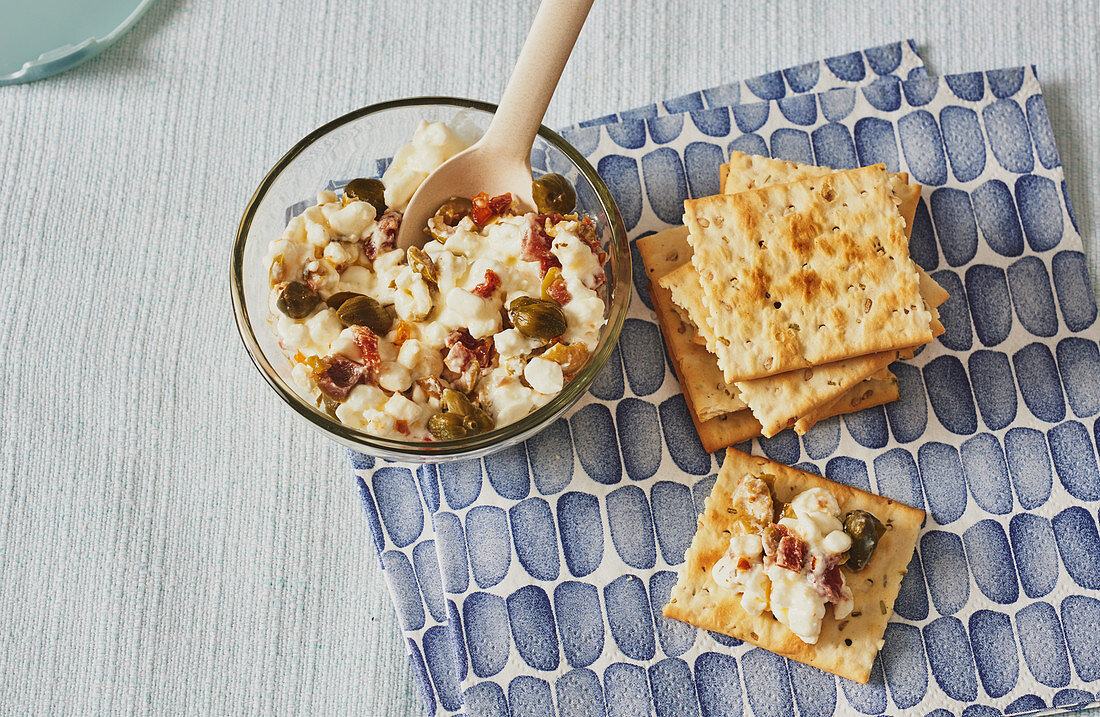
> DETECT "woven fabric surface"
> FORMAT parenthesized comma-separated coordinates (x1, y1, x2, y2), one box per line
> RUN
(0, 0, 1097, 714)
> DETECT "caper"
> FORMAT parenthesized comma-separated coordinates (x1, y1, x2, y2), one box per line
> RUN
(337, 295, 394, 334)
(277, 281, 321, 319)
(325, 291, 363, 310)
(463, 409, 494, 434)
(436, 197, 473, 226)
(509, 296, 538, 310)
(441, 388, 475, 416)
(428, 412, 469, 441)
(509, 297, 567, 339)
(532, 173, 576, 214)
(843, 510, 886, 571)
(344, 177, 387, 216)
(439, 389, 494, 435)
(407, 246, 438, 283)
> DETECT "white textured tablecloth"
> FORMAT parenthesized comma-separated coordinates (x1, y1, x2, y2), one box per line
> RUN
(1, 1, 1097, 713)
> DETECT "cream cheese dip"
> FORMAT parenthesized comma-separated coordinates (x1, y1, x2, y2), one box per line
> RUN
(264, 120, 607, 442)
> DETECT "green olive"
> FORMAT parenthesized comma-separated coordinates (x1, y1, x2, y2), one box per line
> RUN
(509, 297, 567, 339)
(428, 412, 469, 441)
(540, 341, 589, 375)
(407, 246, 437, 283)
(344, 177, 387, 216)
(532, 173, 576, 214)
(843, 510, 886, 571)
(325, 291, 363, 310)
(336, 295, 394, 334)
(277, 281, 321, 319)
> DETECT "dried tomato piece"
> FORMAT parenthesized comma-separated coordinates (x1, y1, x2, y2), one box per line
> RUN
(819, 560, 845, 603)
(365, 209, 401, 260)
(443, 342, 476, 374)
(447, 328, 492, 366)
(472, 269, 501, 298)
(762, 523, 796, 556)
(576, 216, 602, 255)
(470, 192, 513, 227)
(545, 276, 571, 305)
(775, 535, 806, 572)
(350, 326, 382, 369)
(521, 214, 562, 278)
(315, 355, 365, 401)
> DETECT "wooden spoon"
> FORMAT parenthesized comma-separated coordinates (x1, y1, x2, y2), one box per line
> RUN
(395, 0, 595, 249)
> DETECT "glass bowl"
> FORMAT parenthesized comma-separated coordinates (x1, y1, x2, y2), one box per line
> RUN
(231, 97, 630, 463)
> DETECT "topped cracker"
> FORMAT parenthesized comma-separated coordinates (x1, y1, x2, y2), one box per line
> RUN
(684, 165, 933, 382)
(663, 449, 924, 683)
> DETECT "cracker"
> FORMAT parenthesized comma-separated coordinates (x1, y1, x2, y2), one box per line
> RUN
(638, 230, 747, 420)
(736, 351, 897, 437)
(663, 449, 924, 683)
(792, 370, 898, 434)
(647, 285, 899, 453)
(685, 165, 933, 382)
(721, 152, 922, 238)
(652, 233, 940, 436)
(660, 229, 941, 438)
(661, 262, 722, 355)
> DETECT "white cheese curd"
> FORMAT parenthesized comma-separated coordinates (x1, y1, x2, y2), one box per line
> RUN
(483, 370, 542, 426)
(384, 393, 422, 424)
(779, 488, 846, 545)
(381, 120, 476, 211)
(438, 287, 501, 339)
(265, 120, 607, 442)
(552, 228, 604, 289)
(823, 529, 853, 554)
(377, 362, 413, 393)
(712, 551, 769, 616)
(765, 565, 828, 644)
(524, 357, 564, 395)
(494, 329, 541, 359)
(322, 200, 376, 238)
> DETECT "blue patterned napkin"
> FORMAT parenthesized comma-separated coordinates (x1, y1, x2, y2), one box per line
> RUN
(351, 43, 1100, 716)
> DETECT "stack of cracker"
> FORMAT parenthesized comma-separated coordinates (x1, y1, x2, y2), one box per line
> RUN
(638, 152, 948, 452)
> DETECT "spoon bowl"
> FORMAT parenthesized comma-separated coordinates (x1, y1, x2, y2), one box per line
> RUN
(396, 142, 537, 248)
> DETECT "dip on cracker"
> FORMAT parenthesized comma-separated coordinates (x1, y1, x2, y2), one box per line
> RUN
(712, 476, 860, 644)
(664, 449, 924, 683)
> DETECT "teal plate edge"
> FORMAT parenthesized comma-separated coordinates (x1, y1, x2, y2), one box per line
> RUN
(0, 0, 156, 86)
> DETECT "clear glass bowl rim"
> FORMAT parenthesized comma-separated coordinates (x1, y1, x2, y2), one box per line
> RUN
(230, 96, 631, 461)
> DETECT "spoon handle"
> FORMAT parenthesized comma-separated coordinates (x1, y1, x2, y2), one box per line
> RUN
(480, 0, 596, 163)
